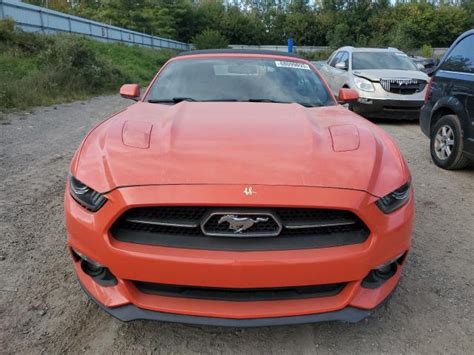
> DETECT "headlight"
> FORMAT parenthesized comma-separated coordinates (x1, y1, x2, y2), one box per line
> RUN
(69, 175, 107, 212)
(354, 76, 375, 92)
(376, 182, 411, 214)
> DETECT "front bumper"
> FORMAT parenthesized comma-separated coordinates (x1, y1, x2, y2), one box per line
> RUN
(419, 102, 433, 137)
(352, 98, 424, 120)
(65, 184, 413, 326)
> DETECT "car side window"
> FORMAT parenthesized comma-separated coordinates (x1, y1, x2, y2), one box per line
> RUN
(327, 51, 337, 65)
(329, 52, 342, 67)
(441, 35, 474, 74)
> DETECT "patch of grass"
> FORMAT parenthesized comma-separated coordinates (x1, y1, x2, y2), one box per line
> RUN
(88, 42, 173, 86)
(0, 19, 174, 111)
(297, 49, 334, 62)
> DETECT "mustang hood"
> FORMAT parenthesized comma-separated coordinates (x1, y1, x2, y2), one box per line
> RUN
(74, 102, 408, 197)
(353, 69, 428, 82)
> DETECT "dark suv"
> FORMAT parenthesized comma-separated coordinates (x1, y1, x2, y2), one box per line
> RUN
(420, 29, 474, 170)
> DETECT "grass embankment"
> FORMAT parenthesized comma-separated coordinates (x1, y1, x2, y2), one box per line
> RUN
(0, 19, 174, 111)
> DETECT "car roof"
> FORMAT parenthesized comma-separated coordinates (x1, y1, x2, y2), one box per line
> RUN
(450, 29, 474, 48)
(436, 29, 474, 71)
(458, 29, 474, 39)
(177, 49, 302, 59)
(338, 46, 403, 53)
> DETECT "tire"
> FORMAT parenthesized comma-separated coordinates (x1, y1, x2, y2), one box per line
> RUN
(430, 114, 470, 170)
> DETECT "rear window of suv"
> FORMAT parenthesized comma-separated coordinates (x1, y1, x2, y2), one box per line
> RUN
(440, 35, 474, 74)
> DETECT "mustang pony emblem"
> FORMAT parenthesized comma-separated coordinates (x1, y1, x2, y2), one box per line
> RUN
(218, 215, 269, 233)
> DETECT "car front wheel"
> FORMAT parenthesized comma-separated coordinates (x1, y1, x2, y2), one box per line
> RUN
(430, 114, 469, 170)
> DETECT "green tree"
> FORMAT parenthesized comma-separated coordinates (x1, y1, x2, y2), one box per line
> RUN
(24, 0, 473, 49)
(327, 22, 352, 47)
(220, 6, 266, 44)
(192, 29, 229, 49)
(433, 4, 469, 46)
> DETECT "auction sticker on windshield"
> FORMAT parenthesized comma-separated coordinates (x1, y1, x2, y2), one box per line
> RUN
(275, 61, 311, 70)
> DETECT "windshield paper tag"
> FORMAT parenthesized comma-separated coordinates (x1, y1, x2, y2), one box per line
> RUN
(275, 61, 310, 70)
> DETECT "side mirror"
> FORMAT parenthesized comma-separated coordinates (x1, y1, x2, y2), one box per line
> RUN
(338, 88, 359, 103)
(335, 61, 347, 70)
(120, 84, 140, 100)
(416, 63, 425, 71)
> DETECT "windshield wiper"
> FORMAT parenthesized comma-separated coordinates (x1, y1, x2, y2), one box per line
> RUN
(147, 98, 323, 107)
(247, 99, 323, 107)
(148, 97, 196, 104)
(246, 99, 292, 104)
(200, 99, 240, 102)
(297, 102, 324, 108)
(147, 98, 243, 104)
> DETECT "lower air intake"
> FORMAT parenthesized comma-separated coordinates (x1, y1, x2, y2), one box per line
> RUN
(133, 281, 347, 301)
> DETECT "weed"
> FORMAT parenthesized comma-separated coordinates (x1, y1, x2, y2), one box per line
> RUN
(0, 19, 174, 111)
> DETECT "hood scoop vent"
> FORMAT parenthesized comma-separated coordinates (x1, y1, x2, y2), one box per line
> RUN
(329, 125, 360, 152)
(122, 121, 153, 149)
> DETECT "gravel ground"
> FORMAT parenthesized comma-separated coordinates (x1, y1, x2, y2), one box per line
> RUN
(0, 95, 473, 354)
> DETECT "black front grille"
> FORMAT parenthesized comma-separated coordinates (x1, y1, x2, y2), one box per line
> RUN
(123, 206, 206, 227)
(122, 222, 202, 236)
(110, 207, 370, 251)
(380, 78, 427, 95)
(133, 281, 347, 301)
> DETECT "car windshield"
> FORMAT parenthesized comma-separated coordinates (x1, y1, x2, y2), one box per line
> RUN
(146, 58, 333, 107)
(352, 52, 417, 70)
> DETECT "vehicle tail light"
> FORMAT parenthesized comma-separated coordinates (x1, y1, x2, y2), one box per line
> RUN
(424, 78, 433, 103)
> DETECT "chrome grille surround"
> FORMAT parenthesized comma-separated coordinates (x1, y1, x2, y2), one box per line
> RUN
(379, 78, 427, 95)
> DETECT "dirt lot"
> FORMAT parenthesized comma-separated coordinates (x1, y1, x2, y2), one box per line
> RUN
(0, 95, 473, 354)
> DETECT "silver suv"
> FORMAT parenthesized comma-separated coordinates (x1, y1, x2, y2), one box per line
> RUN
(319, 47, 429, 120)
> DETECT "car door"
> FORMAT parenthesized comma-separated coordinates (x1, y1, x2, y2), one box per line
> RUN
(319, 51, 341, 94)
(439, 34, 474, 154)
(332, 51, 350, 91)
(325, 51, 349, 95)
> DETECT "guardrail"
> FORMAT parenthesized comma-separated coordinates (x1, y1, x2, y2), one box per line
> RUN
(0, 0, 190, 50)
(229, 45, 332, 53)
(230, 44, 448, 57)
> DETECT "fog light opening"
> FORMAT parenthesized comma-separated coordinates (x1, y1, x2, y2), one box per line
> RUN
(358, 98, 373, 104)
(80, 259, 117, 287)
(374, 262, 397, 280)
(362, 260, 399, 289)
(71, 248, 118, 287)
(81, 259, 105, 277)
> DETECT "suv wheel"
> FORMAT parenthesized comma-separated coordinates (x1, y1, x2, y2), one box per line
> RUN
(430, 114, 469, 170)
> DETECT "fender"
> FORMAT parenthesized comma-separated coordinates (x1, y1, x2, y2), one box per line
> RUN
(70, 107, 128, 175)
(430, 95, 469, 133)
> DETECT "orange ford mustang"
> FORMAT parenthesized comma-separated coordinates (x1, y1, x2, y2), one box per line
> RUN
(65, 50, 413, 326)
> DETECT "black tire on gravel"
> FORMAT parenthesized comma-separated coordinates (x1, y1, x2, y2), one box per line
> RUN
(430, 114, 470, 170)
